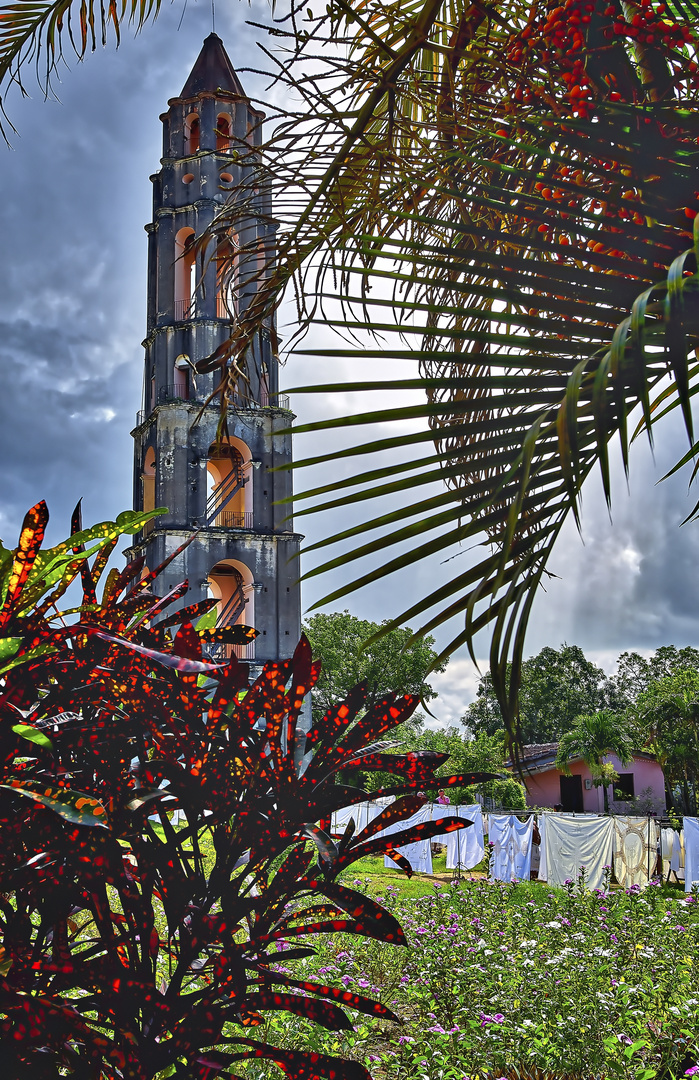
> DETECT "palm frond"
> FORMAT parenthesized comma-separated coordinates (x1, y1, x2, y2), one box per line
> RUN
(0, 0, 161, 136)
(200, 0, 699, 739)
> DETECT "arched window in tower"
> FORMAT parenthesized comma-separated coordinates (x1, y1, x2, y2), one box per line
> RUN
(207, 560, 255, 660)
(173, 355, 190, 401)
(142, 446, 156, 535)
(174, 228, 196, 321)
(216, 113, 231, 151)
(206, 438, 251, 528)
(185, 113, 200, 155)
(215, 236, 238, 319)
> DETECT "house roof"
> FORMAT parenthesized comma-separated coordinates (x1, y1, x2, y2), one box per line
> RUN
(179, 34, 247, 99)
(505, 742, 657, 773)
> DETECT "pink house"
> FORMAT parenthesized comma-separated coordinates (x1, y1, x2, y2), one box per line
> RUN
(513, 743, 667, 814)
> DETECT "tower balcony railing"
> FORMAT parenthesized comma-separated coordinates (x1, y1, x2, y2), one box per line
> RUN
(158, 384, 190, 404)
(217, 295, 236, 319)
(204, 641, 256, 663)
(174, 299, 195, 322)
(214, 511, 253, 530)
(173, 298, 237, 322)
(232, 392, 290, 411)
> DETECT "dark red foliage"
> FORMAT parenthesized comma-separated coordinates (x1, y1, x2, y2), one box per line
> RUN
(0, 501, 499, 1079)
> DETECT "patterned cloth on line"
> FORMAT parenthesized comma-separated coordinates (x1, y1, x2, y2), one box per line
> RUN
(612, 816, 659, 889)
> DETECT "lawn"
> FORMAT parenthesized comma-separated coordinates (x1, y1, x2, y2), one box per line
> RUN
(237, 872, 699, 1080)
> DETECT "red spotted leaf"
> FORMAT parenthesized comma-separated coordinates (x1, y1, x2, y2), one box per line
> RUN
(346, 816, 470, 862)
(89, 631, 224, 673)
(173, 621, 203, 660)
(229, 1039, 372, 1080)
(317, 882, 406, 945)
(303, 682, 369, 750)
(383, 846, 414, 875)
(198, 624, 258, 645)
(353, 795, 427, 845)
(243, 990, 353, 1030)
(264, 974, 400, 1022)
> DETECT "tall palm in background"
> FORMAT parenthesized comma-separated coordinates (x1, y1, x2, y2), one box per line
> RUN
(554, 709, 634, 811)
(2, 0, 699, 746)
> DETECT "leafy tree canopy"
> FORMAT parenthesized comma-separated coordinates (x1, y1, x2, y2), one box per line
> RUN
(303, 610, 448, 724)
(611, 646, 699, 709)
(631, 668, 699, 815)
(462, 644, 609, 744)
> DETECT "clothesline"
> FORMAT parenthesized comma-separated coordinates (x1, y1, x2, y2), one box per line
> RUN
(329, 800, 699, 893)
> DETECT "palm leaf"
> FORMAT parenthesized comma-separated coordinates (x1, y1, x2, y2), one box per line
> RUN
(0, 0, 161, 136)
(204, 0, 699, 738)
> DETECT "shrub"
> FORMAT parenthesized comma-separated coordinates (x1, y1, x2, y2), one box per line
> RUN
(0, 502, 496, 1080)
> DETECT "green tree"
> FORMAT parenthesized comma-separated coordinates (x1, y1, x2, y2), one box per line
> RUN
(359, 723, 524, 808)
(303, 610, 448, 724)
(632, 669, 699, 815)
(555, 709, 635, 813)
(612, 646, 699, 710)
(463, 644, 609, 744)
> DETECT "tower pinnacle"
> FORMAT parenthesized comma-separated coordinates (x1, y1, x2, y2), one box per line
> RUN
(178, 33, 246, 99)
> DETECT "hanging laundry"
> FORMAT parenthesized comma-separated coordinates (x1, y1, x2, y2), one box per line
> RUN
(613, 816, 659, 888)
(331, 800, 383, 836)
(543, 814, 613, 891)
(537, 814, 547, 882)
(684, 817, 699, 892)
(429, 804, 484, 870)
(488, 815, 534, 881)
(661, 827, 683, 881)
(382, 803, 433, 874)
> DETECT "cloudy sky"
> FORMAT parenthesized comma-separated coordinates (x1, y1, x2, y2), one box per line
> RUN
(2, 0, 699, 725)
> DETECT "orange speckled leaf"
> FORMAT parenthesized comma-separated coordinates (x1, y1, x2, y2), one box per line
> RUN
(0, 501, 49, 629)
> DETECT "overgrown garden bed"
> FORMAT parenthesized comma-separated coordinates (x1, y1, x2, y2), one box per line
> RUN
(247, 874, 699, 1080)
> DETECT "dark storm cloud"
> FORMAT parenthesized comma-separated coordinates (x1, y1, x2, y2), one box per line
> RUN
(0, 1, 267, 547)
(533, 416, 699, 653)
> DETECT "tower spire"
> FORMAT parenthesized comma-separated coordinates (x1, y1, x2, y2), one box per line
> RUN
(178, 33, 245, 99)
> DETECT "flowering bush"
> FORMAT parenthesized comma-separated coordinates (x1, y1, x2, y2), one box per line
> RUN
(250, 874, 699, 1079)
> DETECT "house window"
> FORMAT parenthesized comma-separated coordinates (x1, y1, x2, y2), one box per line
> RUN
(614, 774, 635, 801)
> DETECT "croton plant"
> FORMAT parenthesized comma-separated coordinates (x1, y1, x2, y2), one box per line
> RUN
(0, 501, 495, 1079)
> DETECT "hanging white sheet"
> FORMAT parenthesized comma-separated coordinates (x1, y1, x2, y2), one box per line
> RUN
(427, 804, 485, 870)
(382, 803, 433, 873)
(488, 814, 534, 881)
(537, 814, 548, 882)
(331, 800, 383, 836)
(661, 827, 684, 880)
(613, 816, 659, 889)
(684, 817, 699, 892)
(543, 814, 613, 891)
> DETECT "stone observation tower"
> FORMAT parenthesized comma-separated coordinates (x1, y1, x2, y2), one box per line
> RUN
(128, 34, 302, 669)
